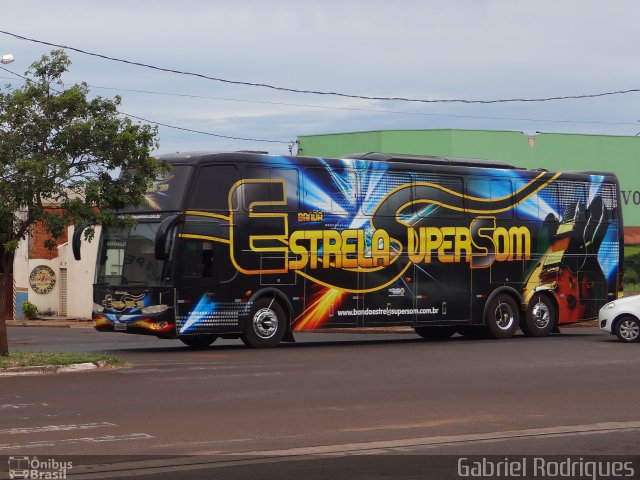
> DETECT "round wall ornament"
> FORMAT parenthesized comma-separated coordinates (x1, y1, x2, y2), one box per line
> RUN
(29, 265, 57, 294)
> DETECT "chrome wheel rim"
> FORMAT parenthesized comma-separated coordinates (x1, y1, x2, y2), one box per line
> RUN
(494, 302, 515, 331)
(253, 308, 278, 339)
(619, 320, 640, 341)
(531, 301, 551, 329)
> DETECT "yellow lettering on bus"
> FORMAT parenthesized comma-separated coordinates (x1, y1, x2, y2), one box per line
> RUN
(322, 229, 342, 268)
(341, 230, 358, 268)
(370, 229, 391, 267)
(438, 227, 455, 263)
(288, 230, 308, 270)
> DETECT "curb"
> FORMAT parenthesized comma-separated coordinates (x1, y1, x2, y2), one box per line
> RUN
(7, 319, 92, 328)
(0, 360, 108, 377)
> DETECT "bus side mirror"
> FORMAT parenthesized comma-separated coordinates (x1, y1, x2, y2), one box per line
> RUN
(155, 213, 183, 260)
(72, 225, 87, 261)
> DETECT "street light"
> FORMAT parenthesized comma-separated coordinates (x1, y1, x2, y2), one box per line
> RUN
(1, 54, 14, 64)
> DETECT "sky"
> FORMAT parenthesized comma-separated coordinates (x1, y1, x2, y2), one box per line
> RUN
(1, 1, 639, 156)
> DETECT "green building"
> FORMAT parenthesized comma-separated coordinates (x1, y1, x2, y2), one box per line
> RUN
(297, 129, 640, 241)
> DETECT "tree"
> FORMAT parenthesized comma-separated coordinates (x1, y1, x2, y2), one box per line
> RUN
(0, 50, 166, 355)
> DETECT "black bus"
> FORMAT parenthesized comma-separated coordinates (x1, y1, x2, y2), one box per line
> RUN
(74, 151, 623, 348)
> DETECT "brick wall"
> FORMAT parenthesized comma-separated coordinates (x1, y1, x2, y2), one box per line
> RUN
(29, 209, 68, 260)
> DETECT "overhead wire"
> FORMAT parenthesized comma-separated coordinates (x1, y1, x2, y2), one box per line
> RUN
(0, 66, 293, 147)
(2, 29, 640, 104)
(0, 75, 635, 129)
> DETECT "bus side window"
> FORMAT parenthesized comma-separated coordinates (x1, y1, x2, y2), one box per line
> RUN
(181, 240, 214, 278)
(303, 167, 356, 215)
(355, 170, 412, 218)
(188, 165, 238, 212)
(412, 174, 464, 219)
(536, 182, 559, 222)
(516, 179, 537, 220)
(466, 178, 513, 219)
(243, 166, 299, 213)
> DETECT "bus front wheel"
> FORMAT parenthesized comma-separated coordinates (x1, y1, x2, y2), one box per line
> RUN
(241, 298, 287, 348)
(486, 294, 520, 339)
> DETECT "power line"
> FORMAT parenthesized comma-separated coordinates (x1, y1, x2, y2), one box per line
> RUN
(0, 67, 294, 147)
(1, 75, 636, 129)
(58, 83, 640, 127)
(121, 112, 293, 145)
(3, 29, 640, 105)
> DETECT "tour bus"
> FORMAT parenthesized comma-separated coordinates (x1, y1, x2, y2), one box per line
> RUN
(73, 151, 623, 348)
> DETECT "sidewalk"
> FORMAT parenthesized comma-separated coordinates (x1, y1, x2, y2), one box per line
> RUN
(7, 317, 92, 328)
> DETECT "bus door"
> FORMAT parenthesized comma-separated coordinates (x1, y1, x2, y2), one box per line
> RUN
(413, 175, 471, 325)
(174, 232, 238, 336)
(415, 260, 471, 324)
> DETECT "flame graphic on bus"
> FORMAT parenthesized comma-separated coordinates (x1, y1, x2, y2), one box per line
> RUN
(293, 288, 345, 330)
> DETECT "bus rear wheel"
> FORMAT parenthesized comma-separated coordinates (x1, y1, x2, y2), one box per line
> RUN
(486, 294, 520, 339)
(414, 326, 456, 340)
(522, 295, 556, 337)
(241, 298, 287, 348)
(179, 335, 218, 348)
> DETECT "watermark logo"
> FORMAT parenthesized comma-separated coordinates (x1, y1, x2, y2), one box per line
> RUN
(457, 457, 635, 479)
(8, 456, 72, 479)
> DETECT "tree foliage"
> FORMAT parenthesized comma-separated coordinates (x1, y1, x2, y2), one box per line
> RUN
(0, 50, 166, 354)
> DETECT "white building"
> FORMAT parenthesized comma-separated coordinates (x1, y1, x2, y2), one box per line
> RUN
(13, 225, 100, 320)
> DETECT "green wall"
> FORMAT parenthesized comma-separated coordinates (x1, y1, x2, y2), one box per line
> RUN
(297, 129, 640, 226)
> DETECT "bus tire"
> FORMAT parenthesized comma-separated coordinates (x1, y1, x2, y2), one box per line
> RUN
(486, 294, 520, 339)
(414, 326, 456, 340)
(241, 298, 287, 348)
(179, 335, 218, 348)
(522, 294, 556, 337)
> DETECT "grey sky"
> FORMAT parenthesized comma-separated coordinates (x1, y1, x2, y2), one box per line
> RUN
(1, 1, 639, 155)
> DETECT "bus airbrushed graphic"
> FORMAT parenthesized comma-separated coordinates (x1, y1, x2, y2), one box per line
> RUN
(74, 151, 622, 347)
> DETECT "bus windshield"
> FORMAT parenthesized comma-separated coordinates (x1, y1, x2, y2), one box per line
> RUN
(96, 223, 167, 286)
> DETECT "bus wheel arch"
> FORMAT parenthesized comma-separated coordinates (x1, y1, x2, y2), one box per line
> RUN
(522, 292, 558, 337)
(241, 292, 290, 348)
(483, 288, 521, 339)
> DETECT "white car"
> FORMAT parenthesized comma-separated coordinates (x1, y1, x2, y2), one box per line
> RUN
(599, 295, 640, 343)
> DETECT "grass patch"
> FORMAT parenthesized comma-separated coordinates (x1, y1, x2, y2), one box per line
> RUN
(625, 245, 640, 256)
(0, 352, 124, 369)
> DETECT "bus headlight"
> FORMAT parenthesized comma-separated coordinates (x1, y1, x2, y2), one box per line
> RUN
(141, 304, 169, 314)
(93, 303, 105, 313)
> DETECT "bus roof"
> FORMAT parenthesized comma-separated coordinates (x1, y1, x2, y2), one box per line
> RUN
(157, 151, 517, 169)
(346, 152, 518, 169)
(156, 151, 617, 179)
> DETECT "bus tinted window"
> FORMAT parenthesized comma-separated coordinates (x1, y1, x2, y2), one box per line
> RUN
(465, 178, 513, 218)
(303, 167, 356, 215)
(243, 166, 299, 212)
(189, 165, 238, 211)
(412, 174, 463, 219)
(122, 165, 192, 213)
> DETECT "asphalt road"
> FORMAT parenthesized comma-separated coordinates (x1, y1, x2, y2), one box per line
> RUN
(2, 326, 640, 479)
